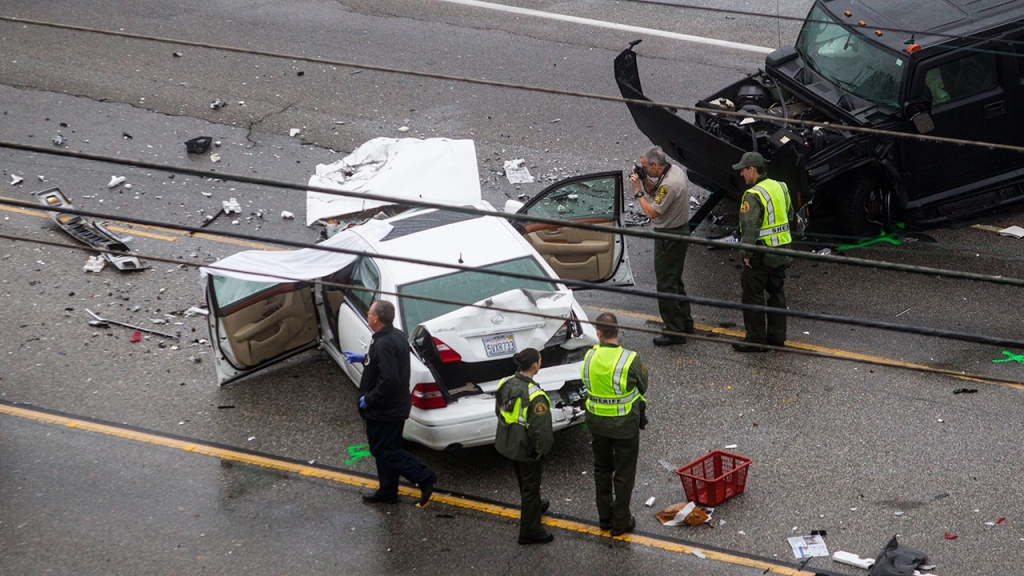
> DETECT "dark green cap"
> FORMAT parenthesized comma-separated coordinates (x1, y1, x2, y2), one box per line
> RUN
(732, 152, 765, 170)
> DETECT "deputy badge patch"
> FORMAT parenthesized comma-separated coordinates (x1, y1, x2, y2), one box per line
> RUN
(534, 402, 548, 416)
(740, 200, 751, 214)
(654, 185, 669, 205)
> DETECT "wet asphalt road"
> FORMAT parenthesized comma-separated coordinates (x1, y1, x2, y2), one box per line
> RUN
(2, 1, 1024, 575)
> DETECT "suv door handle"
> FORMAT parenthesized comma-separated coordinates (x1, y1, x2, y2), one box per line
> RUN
(983, 101, 1005, 118)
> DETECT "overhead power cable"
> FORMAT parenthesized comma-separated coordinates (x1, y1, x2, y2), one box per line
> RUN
(2, 231, 1022, 388)
(2, 16, 1024, 154)
(3, 198, 1023, 350)
(3, 141, 1024, 291)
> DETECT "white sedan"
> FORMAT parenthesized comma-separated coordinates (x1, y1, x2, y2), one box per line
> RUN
(202, 138, 634, 450)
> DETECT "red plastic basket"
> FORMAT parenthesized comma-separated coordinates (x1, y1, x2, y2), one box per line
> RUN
(675, 450, 752, 507)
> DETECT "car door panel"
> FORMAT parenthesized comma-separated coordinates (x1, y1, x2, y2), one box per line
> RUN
(516, 172, 634, 286)
(206, 276, 319, 385)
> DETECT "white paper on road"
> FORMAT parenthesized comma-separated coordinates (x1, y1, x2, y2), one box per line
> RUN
(788, 535, 829, 558)
(503, 158, 534, 184)
(306, 137, 481, 226)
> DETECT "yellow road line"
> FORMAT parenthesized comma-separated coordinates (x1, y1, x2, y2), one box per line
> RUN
(0, 402, 814, 576)
(0, 196, 277, 250)
(589, 306, 1021, 390)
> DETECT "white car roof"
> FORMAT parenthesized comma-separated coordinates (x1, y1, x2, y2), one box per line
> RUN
(357, 207, 551, 287)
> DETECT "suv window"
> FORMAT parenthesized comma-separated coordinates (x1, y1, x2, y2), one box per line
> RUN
(917, 52, 999, 106)
(796, 5, 904, 107)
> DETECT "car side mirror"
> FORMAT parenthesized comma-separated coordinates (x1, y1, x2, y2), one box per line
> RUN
(904, 100, 934, 134)
(503, 199, 525, 213)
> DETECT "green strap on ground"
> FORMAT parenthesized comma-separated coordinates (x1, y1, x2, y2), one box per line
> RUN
(836, 224, 905, 252)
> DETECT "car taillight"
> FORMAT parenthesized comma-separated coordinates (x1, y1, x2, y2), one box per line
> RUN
(411, 382, 447, 409)
(544, 320, 571, 348)
(432, 337, 462, 363)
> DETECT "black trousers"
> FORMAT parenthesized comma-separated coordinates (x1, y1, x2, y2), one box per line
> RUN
(740, 260, 787, 345)
(365, 419, 435, 497)
(512, 459, 544, 539)
(591, 432, 640, 532)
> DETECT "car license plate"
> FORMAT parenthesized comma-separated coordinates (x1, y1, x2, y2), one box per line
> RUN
(483, 333, 517, 358)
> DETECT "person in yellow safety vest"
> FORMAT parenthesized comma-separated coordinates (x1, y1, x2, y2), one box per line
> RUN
(494, 347, 555, 545)
(731, 151, 795, 353)
(581, 312, 649, 537)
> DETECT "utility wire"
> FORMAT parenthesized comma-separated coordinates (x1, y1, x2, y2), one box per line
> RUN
(2, 16, 1024, 154)
(3, 141, 1024, 291)
(4, 197, 1023, 350)
(3, 231, 1022, 388)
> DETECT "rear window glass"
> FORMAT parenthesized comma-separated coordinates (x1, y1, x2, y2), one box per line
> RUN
(398, 257, 557, 330)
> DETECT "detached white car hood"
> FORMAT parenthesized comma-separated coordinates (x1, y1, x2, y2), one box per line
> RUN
(306, 137, 482, 227)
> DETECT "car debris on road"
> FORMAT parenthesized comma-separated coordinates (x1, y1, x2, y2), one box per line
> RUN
(86, 309, 178, 339)
(33, 187, 148, 271)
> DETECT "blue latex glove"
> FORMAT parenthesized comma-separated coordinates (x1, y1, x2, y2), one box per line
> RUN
(358, 396, 368, 410)
(343, 351, 366, 364)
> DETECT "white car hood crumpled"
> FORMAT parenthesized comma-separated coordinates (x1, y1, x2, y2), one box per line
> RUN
(306, 137, 481, 227)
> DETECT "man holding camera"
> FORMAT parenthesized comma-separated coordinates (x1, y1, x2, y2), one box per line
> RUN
(629, 146, 695, 346)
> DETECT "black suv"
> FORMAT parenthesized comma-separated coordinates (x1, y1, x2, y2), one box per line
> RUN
(615, 0, 1024, 237)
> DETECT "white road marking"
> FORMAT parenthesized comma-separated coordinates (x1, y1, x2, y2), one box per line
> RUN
(436, 0, 775, 54)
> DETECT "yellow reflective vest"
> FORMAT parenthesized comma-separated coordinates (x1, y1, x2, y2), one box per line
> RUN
(497, 375, 549, 427)
(742, 178, 792, 247)
(581, 345, 643, 417)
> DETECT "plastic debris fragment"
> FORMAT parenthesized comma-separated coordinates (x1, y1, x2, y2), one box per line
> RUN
(108, 176, 126, 188)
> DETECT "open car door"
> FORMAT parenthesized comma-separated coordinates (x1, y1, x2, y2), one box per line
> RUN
(205, 276, 320, 385)
(515, 171, 635, 286)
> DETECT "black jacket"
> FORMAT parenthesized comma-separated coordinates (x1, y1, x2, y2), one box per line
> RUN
(358, 325, 412, 422)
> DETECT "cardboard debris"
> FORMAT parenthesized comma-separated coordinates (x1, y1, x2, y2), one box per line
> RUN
(655, 501, 710, 526)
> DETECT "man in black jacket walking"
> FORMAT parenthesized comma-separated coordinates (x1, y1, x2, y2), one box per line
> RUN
(343, 300, 436, 506)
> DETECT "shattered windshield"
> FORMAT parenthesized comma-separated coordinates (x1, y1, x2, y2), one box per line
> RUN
(796, 5, 904, 108)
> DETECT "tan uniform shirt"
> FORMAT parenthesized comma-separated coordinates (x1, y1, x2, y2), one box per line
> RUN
(648, 164, 690, 229)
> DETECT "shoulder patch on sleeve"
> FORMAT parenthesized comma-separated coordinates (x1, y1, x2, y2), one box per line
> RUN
(654, 185, 669, 205)
(740, 200, 751, 214)
(533, 402, 548, 416)
(641, 362, 648, 376)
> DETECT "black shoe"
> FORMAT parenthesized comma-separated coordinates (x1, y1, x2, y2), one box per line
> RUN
(416, 474, 436, 507)
(732, 343, 767, 353)
(683, 326, 696, 335)
(599, 521, 612, 531)
(540, 498, 550, 514)
(362, 491, 399, 504)
(610, 516, 636, 537)
(518, 531, 554, 545)
(653, 335, 686, 346)
(768, 341, 786, 348)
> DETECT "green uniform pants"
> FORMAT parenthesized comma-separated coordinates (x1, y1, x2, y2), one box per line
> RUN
(513, 459, 544, 539)
(653, 224, 694, 334)
(591, 432, 640, 532)
(740, 258, 787, 345)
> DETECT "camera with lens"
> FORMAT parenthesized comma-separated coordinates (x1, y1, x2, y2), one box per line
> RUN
(632, 163, 647, 180)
